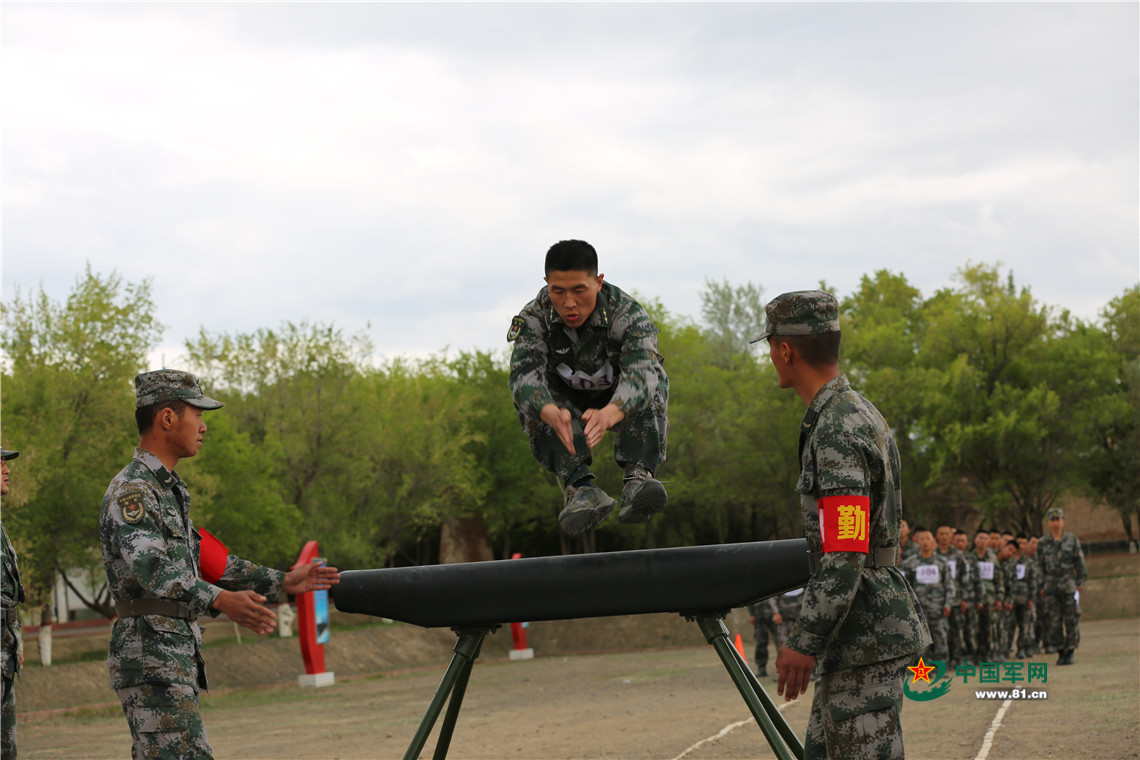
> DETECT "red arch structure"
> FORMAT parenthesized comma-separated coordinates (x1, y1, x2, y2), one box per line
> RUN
(294, 540, 326, 676)
(333, 539, 811, 760)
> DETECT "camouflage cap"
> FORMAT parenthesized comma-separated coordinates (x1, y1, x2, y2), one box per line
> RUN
(1046, 507, 1064, 520)
(750, 290, 840, 343)
(0, 450, 18, 461)
(134, 369, 224, 410)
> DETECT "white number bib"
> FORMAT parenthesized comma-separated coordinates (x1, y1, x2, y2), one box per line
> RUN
(556, 362, 614, 392)
(915, 564, 941, 585)
(1016, 563, 1026, 580)
(978, 561, 994, 580)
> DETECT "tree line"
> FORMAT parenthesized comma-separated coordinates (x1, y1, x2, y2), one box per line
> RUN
(2, 263, 1136, 623)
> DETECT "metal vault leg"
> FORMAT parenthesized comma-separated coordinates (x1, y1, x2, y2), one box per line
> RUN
(691, 613, 804, 760)
(403, 625, 497, 760)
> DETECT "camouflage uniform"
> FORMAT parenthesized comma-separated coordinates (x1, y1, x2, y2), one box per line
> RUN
(964, 547, 1002, 663)
(1033, 545, 1051, 653)
(901, 552, 952, 664)
(996, 556, 1018, 661)
(100, 372, 285, 760)
(760, 291, 929, 760)
(2, 512, 24, 759)
(746, 598, 778, 676)
(1038, 523, 1087, 660)
(899, 539, 919, 563)
(508, 281, 668, 488)
(775, 588, 805, 650)
(1008, 554, 1038, 658)
(956, 546, 979, 662)
(936, 545, 967, 666)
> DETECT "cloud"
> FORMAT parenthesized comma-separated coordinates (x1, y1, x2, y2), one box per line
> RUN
(3, 2, 1136, 364)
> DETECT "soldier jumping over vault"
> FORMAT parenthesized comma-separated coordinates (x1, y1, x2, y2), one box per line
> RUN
(508, 239, 670, 536)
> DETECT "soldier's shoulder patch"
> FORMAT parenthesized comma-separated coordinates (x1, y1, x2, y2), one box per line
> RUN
(507, 316, 526, 342)
(118, 492, 147, 524)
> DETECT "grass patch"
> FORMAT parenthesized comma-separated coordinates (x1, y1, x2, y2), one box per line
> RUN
(201, 684, 315, 712)
(46, 648, 108, 666)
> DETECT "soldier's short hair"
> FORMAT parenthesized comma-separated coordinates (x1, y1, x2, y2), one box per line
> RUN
(912, 526, 931, 535)
(780, 332, 841, 367)
(954, 529, 967, 537)
(136, 399, 190, 435)
(545, 240, 598, 276)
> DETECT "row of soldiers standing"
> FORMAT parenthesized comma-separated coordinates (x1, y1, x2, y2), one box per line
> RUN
(898, 507, 1087, 669)
(747, 505, 1088, 679)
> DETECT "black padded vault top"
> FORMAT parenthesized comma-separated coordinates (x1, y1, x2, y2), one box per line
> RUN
(331, 539, 810, 628)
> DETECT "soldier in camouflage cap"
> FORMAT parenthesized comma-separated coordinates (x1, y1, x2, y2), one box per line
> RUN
(763, 290, 929, 760)
(508, 240, 669, 536)
(100, 369, 341, 759)
(1038, 507, 1086, 665)
(750, 289, 841, 344)
(133, 369, 224, 410)
(1, 449, 24, 759)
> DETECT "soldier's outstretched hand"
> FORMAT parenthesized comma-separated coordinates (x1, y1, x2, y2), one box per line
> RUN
(284, 562, 341, 595)
(213, 589, 277, 636)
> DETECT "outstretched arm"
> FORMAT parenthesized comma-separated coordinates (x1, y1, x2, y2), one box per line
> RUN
(284, 562, 341, 595)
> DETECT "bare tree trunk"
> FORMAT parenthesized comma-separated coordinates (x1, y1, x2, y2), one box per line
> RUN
(38, 602, 54, 666)
(439, 516, 494, 565)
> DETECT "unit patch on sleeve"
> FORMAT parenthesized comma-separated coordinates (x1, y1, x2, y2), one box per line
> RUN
(507, 316, 525, 342)
(818, 494, 871, 553)
(118, 492, 147, 524)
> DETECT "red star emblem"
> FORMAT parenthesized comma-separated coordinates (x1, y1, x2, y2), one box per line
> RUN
(908, 657, 936, 684)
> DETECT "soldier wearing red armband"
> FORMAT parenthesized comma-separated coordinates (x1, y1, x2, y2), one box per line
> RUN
(755, 291, 929, 760)
(99, 370, 341, 759)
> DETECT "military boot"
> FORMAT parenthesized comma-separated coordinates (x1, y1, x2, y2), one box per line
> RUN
(558, 482, 616, 536)
(618, 466, 668, 524)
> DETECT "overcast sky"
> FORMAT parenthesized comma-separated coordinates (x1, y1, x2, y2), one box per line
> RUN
(3, 3, 1137, 369)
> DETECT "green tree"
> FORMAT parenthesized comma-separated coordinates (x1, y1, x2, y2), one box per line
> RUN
(185, 322, 379, 566)
(185, 325, 489, 569)
(1084, 286, 1140, 541)
(841, 271, 938, 525)
(700, 279, 767, 364)
(660, 287, 803, 550)
(919, 264, 1118, 533)
(175, 410, 300, 566)
(445, 350, 555, 558)
(1, 267, 162, 619)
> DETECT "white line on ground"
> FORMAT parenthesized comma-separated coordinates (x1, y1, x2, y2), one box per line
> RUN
(974, 699, 1013, 760)
(669, 700, 796, 760)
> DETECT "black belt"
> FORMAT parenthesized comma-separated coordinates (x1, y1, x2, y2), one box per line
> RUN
(808, 547, 899, 574)
(115, 599, 196, 620)
(1, 607, 17, 627)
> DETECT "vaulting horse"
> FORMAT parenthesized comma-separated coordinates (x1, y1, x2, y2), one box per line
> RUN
(333, 539, 811, 760)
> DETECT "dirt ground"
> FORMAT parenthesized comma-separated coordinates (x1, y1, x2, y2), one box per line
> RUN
(16, 616, 1139, 760)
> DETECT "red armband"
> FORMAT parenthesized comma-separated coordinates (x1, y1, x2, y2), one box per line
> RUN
(818, 495, 871, 553)
(198, 527, 228, 583)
